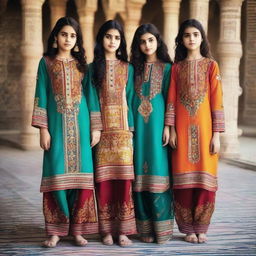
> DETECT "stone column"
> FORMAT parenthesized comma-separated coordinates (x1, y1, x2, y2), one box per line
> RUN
(102, 0, 126, 20)
(162, 0, 181, 59)
(20, 0, 45, 150)
(75, 0, 97, 63)
(0, 0, 8, 17)
(189, 0, 210, 33)
(241, 0, 256, 126)
(49, 0, 68, 29)
(217, 0, 244, 158)
(121, 0, 146, 52)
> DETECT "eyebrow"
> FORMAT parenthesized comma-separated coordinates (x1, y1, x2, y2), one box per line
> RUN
(141, 36, 154, 41)
(105, 33, 120, 37)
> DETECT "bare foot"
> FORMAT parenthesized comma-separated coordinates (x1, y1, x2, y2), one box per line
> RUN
(102, 234, 113, 245)
(42, 235, 60, 248)
(184, 233, 198, 243)
(74, 235, 88, 246)
(198, 233, 207, 243)
(141, 236, 154, 243)
(119, 235, 132, 247)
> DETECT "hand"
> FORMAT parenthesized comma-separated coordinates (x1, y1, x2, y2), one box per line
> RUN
(91, 130, 101, 147)
(162, 126, 170, 146)
(40, 128, 51, 151)
(210, 132, 220, 154)
(169, 126, 177, 149)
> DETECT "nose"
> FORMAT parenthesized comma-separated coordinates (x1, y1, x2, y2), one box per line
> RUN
(145, 41, 150, 48)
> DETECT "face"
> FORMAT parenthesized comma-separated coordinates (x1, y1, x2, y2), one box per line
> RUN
(139, 33, 158, 57)
(103, 29, 121, 54)
(56, 25, 77, 53)
(182, 26, 202, 52)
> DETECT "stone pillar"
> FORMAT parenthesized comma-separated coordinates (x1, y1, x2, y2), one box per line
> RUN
(20, 0, 45, 150)
(0, 0, 8, 17)
(189, 0, 210, 33)
(102, 0, 125, 20)
(75, 0, 97, 63)
(121, 0, 146, 52)
(217, 0, 244, 158)
(49, 0, 68, 29)
(241, 0, 256, 126)
(162, 0, 181, 59)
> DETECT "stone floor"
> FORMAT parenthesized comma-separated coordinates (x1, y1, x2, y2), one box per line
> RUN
(0, 144, 256, 256)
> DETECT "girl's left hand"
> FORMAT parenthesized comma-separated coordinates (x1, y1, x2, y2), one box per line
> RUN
(210, 132, 220, 154)
(162, 126, 170, 146)
(91, 130, 101, 147)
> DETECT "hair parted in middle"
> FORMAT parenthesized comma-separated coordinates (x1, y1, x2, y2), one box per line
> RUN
(174, 19, 212, 63)
(130, 23, 172, 77)
(92, 20, 128, 89)
(44, 16, 87, 73)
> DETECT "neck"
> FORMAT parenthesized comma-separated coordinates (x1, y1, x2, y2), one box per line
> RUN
(56, 50, 72, 59)
(146, 53, 157, 63)
(105, 51, 117, 61)
(186, 50, 202, 61)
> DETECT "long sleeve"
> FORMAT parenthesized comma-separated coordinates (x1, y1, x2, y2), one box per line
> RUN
(83, 63, 103, 131)
(126, 64, 135, 131)
(165, 63, 177, 127)
(31, 57, 49, 129)
(209, 61, 225, 132)
(162, 63, 172, 101)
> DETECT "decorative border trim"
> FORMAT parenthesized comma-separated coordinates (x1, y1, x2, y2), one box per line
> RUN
(165, 102, 175, 126)
(212, 110, 225, 132)
(40, 173, 94, 192)
(90, 112, 103, 131)
(173, 171, 217, 192)
(32, 98, 48, 128)
(133, 175, 170, 193)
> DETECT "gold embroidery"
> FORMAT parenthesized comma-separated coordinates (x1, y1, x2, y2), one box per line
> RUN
(194, 202, 215, 225)
(188, 125, 200, 164)
(73, 194, 97, 223)
(174, 202, 193, 224)
(143, 162, 149, 173)
(135, 63, 165, 123)
(178, 58, 211, 116)
(43, 194, 69, 224)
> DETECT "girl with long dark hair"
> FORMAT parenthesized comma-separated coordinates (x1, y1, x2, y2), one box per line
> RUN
(88, 20, 136, 247)
(165, 19, 225, 243)
(130, 23, 174, 244)
(32, 17, 102, 247)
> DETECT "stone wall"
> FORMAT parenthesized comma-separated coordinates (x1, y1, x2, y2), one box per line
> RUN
(0, 0, 22, 130)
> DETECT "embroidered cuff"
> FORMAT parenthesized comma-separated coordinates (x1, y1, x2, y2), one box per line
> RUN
(31, 99, 48, 128)
(212, 110, 225, 132)
(90, 112, 103, 130)
(165, 102, 175, 126)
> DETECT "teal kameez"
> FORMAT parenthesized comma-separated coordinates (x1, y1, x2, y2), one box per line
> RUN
(32, 57, 102, 235)
(132, 62, 174, 243)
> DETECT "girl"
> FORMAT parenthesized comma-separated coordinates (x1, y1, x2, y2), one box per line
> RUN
(89, 20, 136, 246)
(130, 23, 174, 244)
(32, 17, 102, 248)
(165, 19, 225, 243)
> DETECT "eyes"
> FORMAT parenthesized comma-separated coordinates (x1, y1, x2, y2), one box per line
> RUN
(140, 37, 155, 45)
(60, 32, 77, 39)
(183, 32, 201, 38)
(105, 34, 121, 41)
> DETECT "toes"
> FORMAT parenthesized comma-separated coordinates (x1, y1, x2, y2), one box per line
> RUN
(119, 235, 132, 247)
(102, 235, 113, 246)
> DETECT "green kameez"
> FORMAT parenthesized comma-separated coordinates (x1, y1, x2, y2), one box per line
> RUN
(132, 62, 174, 243)
(32, 57, 102, 192)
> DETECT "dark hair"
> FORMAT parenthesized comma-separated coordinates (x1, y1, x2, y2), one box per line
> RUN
(174, 19, 212, 63)
(92, 20, 128, 89)
(130, 23, 172, 77)
(44, 17, 87, 73)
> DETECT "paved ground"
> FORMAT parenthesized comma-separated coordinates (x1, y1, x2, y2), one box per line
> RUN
(0, 145, 256, 256)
